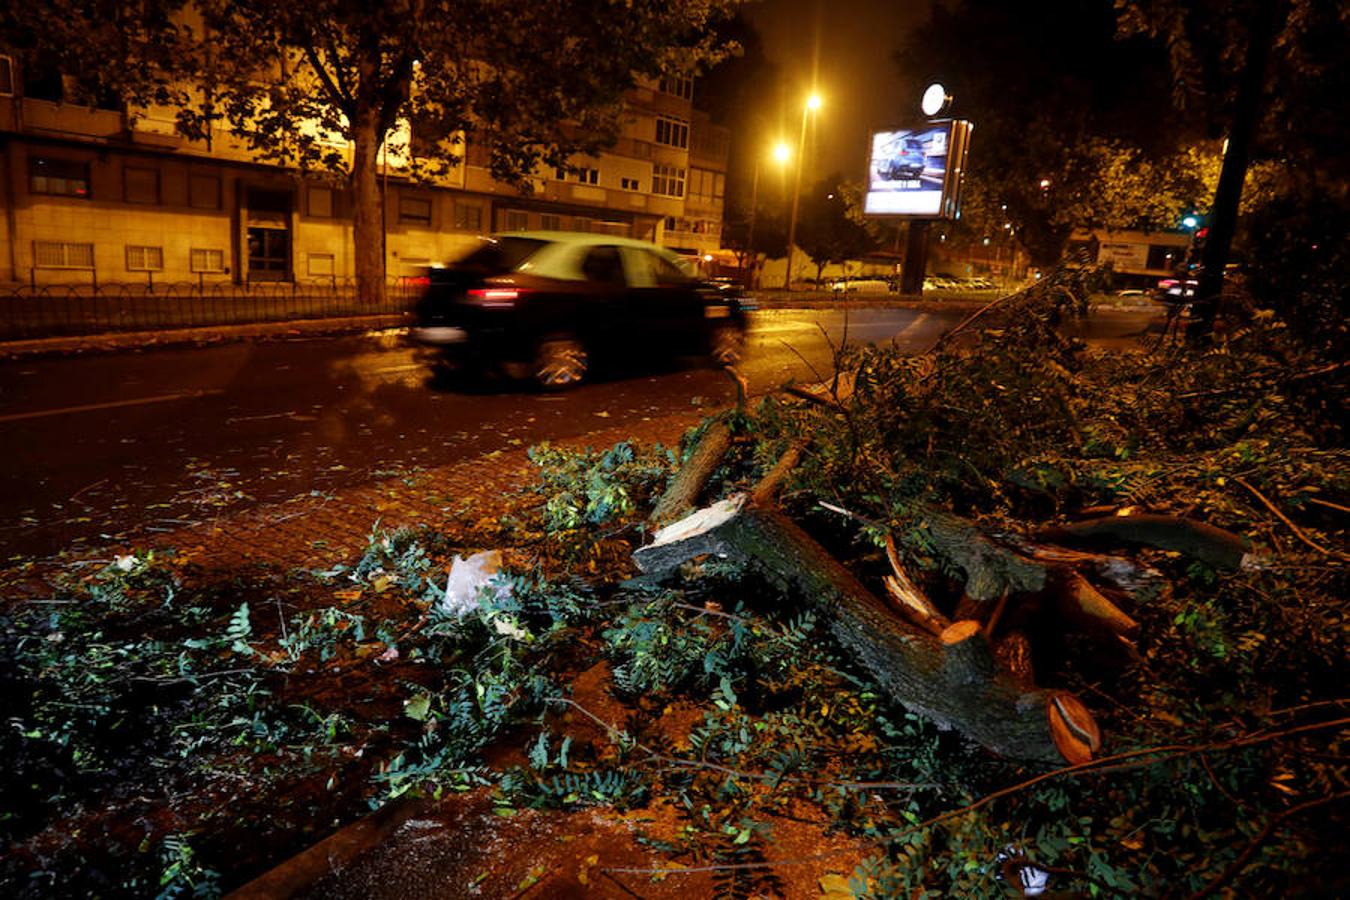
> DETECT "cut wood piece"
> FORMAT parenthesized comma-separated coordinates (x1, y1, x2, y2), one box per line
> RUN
(648, 420, 733, 528)
(635, 496, 1097, 765)
(1037, 513, 1251, 571)
(1056, 571, 1140, 640)
(1048, 693, 1101, 765)
(994, 631, 1035, 687)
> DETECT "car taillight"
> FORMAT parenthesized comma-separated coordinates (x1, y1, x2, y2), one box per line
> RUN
(1157, 279, 1178, 289)
(465, 288, 522, 308)
(405, 276, 431, 288)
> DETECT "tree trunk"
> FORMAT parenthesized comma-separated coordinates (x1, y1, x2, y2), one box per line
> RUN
(350, 111, 387, 310)
(1191, 0, 1283, 339)
(635, 495, 1099, 765)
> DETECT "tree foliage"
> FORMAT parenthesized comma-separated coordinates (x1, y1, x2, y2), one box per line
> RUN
(794, 176, 877, 284)
(1, 1, 742, 302)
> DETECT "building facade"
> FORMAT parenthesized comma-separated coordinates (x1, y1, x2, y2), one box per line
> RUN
(0, 55, 728, 286)
(1066, 228, 1193, 286)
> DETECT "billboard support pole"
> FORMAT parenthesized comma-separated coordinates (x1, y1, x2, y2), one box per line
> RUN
(901, 220, 930, 295)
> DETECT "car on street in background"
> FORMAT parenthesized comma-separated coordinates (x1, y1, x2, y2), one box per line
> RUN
(829, 277, 894, 295)
(1154, 277, 1197, 305)
(410, 232, 749, 389)
(922, 276, 960, 291)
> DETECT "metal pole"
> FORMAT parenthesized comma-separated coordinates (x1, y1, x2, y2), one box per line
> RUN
(746, 161, 760, 288)
(783, 105, 810, 290)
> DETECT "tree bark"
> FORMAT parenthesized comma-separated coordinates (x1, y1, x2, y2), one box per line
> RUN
(648, 420, 733, 528)
(635, 495, 1099, 765)
(350, 110, 387, 310)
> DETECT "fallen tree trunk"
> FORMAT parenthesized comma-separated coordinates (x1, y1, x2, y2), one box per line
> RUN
(635, 495, 1099, 765)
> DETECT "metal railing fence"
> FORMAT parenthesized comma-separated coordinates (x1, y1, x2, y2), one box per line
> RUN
(0, 277, 421, 341)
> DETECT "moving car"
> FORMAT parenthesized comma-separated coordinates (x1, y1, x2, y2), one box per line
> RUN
(410, 232, 748, 389)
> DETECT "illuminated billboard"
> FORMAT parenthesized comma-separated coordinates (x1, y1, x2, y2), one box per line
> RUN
(863, 120, 972, 219)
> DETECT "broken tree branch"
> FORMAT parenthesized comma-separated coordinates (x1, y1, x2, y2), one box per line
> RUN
(635, 495, 1099, 764)
(750, 443, 804, 506)
(1233, 476, 1340, 559)
(1038, 513, 1251, 571)
(648, 419, 733, 528)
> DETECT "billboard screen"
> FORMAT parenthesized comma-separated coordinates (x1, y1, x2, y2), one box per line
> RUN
(863, 121, 972, 219)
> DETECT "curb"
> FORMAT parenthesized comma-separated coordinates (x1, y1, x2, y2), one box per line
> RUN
(0, 314, 407, 360)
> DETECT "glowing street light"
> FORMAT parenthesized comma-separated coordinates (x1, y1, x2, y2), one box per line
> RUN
(1181, 214, 1200, 229)
(784, 92, 823, 289)
(1038, 178, 1051, 190)
(773, 142, 791, 164)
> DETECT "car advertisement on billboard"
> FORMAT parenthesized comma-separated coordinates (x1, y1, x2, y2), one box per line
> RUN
(863, 121, 972, 219)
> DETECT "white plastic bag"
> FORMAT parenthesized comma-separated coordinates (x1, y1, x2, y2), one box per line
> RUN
(441, 550, 507, 616)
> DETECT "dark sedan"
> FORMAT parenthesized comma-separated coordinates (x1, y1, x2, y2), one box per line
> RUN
(411, 232, 748, 388)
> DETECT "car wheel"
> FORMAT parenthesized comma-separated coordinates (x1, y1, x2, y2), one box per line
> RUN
(533, 336, 588, 390)
(709, 324, 745, 367)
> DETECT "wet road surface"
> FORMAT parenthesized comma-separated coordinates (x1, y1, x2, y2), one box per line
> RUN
(0, 306, 1155, 560)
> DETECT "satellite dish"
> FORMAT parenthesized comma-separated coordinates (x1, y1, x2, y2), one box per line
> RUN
(921, 83, 951, 117)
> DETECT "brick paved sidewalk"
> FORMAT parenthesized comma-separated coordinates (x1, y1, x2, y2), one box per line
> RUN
(1, 408, 708, 598)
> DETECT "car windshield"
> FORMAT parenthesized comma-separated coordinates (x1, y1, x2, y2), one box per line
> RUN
(442, 237, 546, 277)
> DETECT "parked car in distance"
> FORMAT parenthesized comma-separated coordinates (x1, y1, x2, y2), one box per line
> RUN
(829, 277, 894, 295)
(410, 232, 748, 389)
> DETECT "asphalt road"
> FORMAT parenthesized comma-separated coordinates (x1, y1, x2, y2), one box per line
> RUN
(0, 306, 1156, 561)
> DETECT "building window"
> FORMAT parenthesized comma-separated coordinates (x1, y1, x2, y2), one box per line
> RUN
(124, 166, 160, 205)
(652, 164, 685, 198)
(29, 157, 90, 198)
(453, 202, 482, 231)
(0, 56, 13, 96)
(554, 168, 567, 181)
(189, 174, 221, 210)
(125, 245, 164, 272)
(557, 167, 599, 184)
(307, 252, 336, 277)
(620, 177, 640, 191)
(502, 209, 529, 232)
(1146, 244, 1180, 271)
(540, 214, 561, 231)
(190, 248, 226, 273)
(308, 185, 334, 218)
(654, 116, 690, 149)
(658, 76, 693, 101)
(398, 194, 432, 225)
(663, 216, 676, 230)
(33, 241, 94, 269)
(713, 172, 725, 199)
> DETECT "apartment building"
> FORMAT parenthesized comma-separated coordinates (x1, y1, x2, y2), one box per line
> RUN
(0, 56, 729, 285)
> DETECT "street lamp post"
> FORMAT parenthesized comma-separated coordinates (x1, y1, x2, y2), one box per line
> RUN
(783, 93, 821, 290)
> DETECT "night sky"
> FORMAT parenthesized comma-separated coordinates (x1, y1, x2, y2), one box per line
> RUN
(744, 0, 929, 179)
